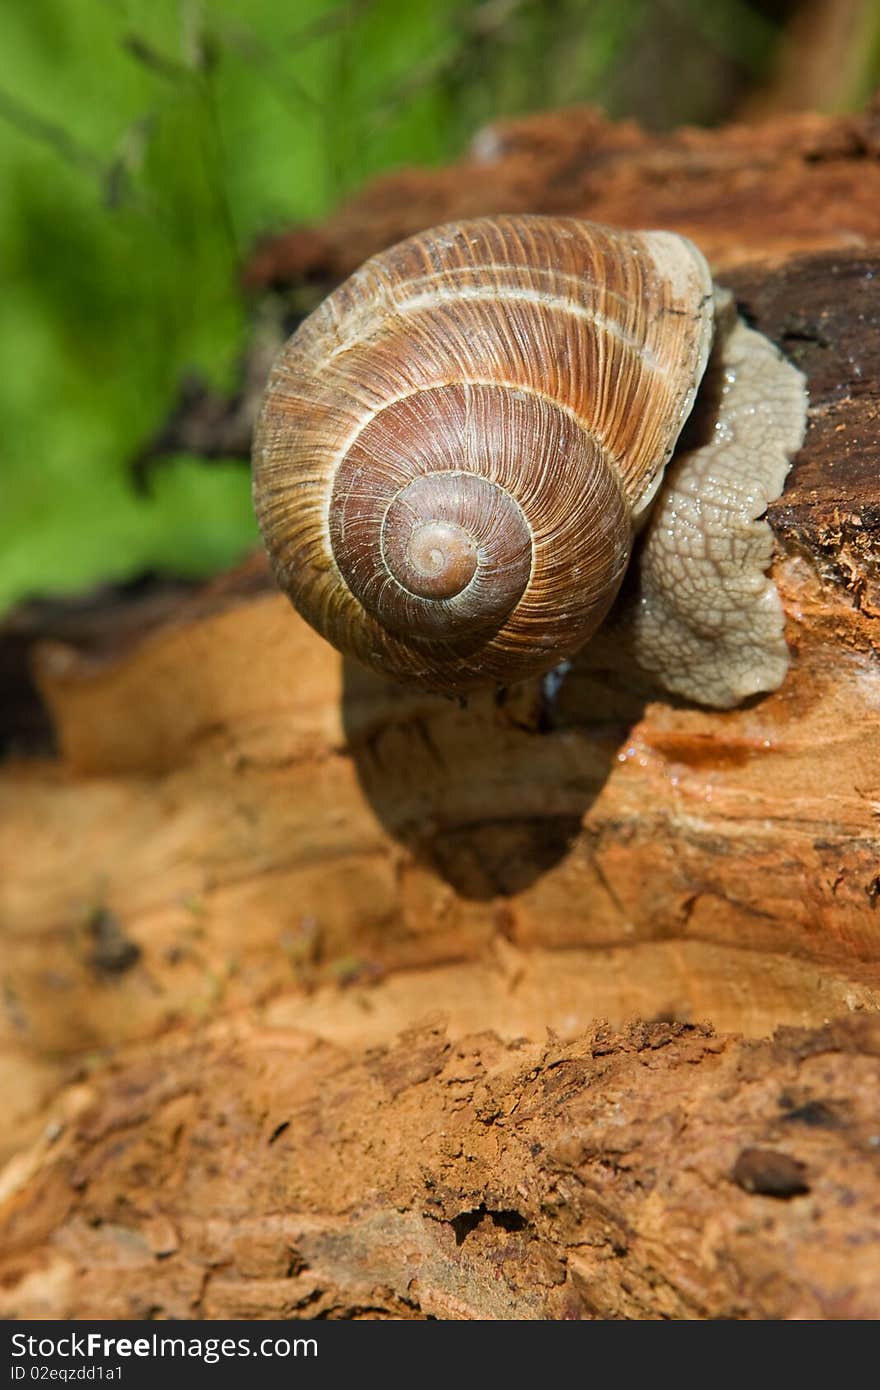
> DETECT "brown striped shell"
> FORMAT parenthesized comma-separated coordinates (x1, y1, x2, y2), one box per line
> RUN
(252, 215, 714, 692)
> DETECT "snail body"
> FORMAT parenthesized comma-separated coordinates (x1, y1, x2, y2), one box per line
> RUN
(253, 216, 807, 705)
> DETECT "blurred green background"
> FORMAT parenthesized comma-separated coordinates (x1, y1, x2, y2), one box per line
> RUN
(1, 0, 877, 616)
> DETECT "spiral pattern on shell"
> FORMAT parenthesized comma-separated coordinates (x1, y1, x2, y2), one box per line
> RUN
(253, 215, 714, 691)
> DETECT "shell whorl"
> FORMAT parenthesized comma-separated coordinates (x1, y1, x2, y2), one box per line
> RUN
(253, 215, 714, 691)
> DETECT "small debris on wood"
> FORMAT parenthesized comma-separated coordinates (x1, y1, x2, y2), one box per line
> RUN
(732, 1146, 811, 1198)
(85, 907, 141, 976)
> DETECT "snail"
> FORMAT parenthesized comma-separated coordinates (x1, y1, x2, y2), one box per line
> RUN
(252, 215, 807, 706)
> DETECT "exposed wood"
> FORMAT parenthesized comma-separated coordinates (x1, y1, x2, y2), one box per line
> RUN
(1, 103, 879, 1317)
(2, 1017, 879, 1319)
(245, 102, 880, 290)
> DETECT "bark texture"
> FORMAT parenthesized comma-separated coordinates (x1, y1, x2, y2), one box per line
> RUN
(1, 102, 879, 1319)
(246, 102, 880, 289)
(2, 1016, 880, 1320)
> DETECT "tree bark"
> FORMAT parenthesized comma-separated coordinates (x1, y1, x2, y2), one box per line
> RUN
(1, 102, 879, 1318)
(2, 1016, 879, 1319)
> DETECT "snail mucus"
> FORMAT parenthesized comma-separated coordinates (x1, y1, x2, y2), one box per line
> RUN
(252, 216, 808, 707)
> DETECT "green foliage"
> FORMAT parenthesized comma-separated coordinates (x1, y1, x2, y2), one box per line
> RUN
(0, 0, 868, 613)
(0, 0, 487, 612)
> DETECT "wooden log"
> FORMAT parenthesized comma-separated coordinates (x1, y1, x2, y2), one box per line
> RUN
(2, 1016, 879, 1319)
(1, 103, 879, 1316)
(245, 102, 880, 289)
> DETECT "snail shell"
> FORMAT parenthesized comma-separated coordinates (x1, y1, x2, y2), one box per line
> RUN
(252, 215, 714, 692)
(252, 215, 806, 704)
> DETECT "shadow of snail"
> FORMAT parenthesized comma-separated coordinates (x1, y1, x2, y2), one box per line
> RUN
(339, 651, 647, 901)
